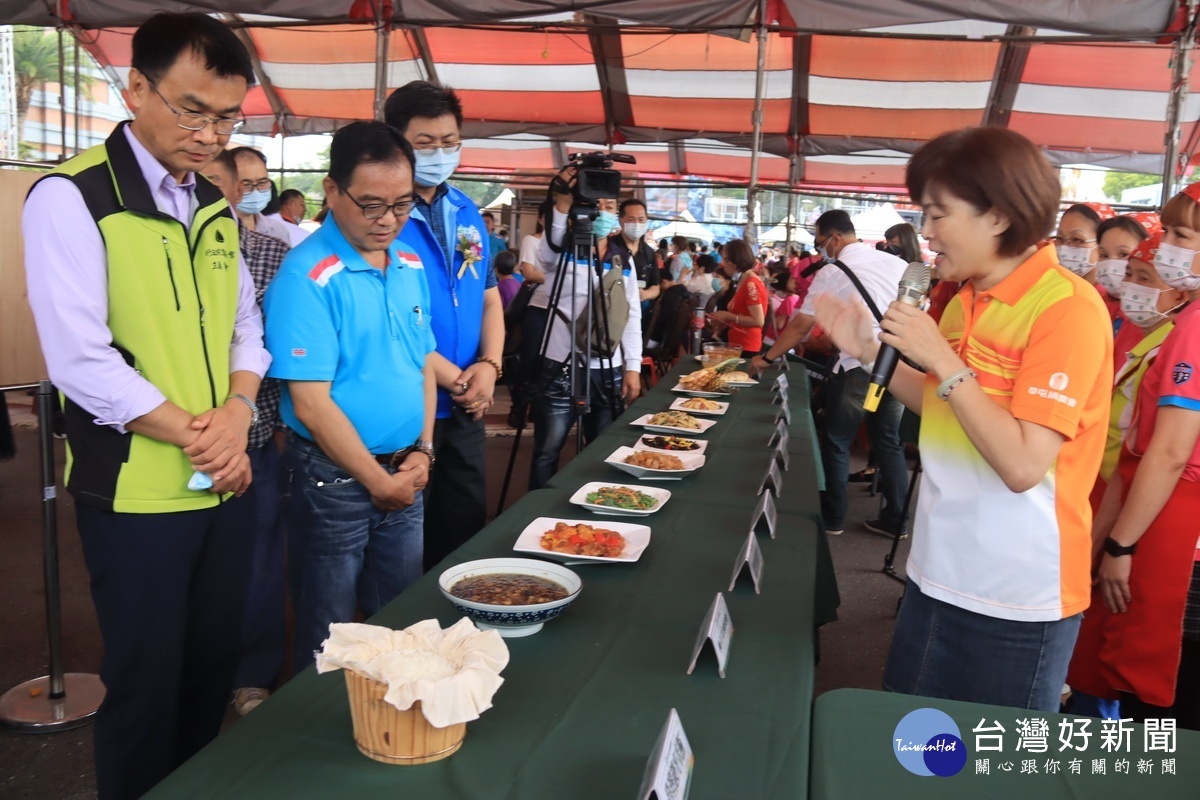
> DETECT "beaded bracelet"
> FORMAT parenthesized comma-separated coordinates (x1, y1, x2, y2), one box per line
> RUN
(936, 367, 977, 401)
(477, 356, 503, 379)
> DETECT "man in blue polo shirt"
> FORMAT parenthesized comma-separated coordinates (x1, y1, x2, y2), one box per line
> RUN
(385, 81, 505, 571)
(264, 122, 436, 669)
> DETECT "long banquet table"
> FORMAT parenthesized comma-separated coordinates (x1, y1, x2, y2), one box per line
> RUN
(146, 358, 834, 800)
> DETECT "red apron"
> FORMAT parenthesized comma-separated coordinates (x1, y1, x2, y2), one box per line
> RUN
(1068, 446, 1200, 707)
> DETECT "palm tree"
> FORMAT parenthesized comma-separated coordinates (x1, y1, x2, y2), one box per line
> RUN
(13, 25, 95, 144)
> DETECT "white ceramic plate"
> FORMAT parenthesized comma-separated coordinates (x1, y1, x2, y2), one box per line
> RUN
(568, 482, 671, 516)
(630, 414, 717, 436)
(695, 355, 746, 366)
(669, 397, 729, 416)
(671, 382, 731, 398)
(514, 517, 652, 563)
(722, 377, 759, 388)
(604, 446, 706, 480)
(636, 434, 709, 455)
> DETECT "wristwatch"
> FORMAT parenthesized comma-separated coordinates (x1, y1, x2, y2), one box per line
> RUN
(410, 439, 436, 467)
(227, 393, 260, 428)
(1102, 537, 1137, 557)
(760, 353, 778, 365)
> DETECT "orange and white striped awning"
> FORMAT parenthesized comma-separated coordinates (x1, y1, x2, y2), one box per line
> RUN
(3, 0, 1192, 191)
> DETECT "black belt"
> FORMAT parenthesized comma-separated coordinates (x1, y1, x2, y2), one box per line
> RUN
(373, 446, 417, 467)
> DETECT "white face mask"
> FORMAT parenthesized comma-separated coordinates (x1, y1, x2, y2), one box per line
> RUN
(1056, 244, 1095, 275)
(622, 221, 647, 241)
(1153, 241, 1200, 291)
(1120, 281, 1183, 329)
(1094, 258, 1128, 295)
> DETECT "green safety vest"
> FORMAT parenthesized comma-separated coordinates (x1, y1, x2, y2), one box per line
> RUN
(35, 122, 242, 513)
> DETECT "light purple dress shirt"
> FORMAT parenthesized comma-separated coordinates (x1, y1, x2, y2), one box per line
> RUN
(23, 125, 270, 434)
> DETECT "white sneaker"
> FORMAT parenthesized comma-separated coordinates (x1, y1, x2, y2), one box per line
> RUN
(234, 687, 269, 716)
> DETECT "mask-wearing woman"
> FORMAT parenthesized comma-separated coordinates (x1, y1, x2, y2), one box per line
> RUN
(1068, 184, 1200, 731)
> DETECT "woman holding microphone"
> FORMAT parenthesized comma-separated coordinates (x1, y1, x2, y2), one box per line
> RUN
(815, 126, 1113, 710)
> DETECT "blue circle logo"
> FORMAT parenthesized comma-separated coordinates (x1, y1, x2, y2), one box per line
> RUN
(892, 708, 967, 777)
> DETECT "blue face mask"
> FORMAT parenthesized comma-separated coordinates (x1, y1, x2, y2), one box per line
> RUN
(711, 276, 723, 292)
(414, 148, 460, 187)
(593, 210, 618, 239)
(236, 188, 270, 216)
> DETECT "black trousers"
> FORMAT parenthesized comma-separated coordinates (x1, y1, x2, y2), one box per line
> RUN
(76, 493, 254, 800)
(423, 407, 487, 571)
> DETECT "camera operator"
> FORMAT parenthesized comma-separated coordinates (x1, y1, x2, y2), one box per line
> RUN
(527, 166, 642, 490)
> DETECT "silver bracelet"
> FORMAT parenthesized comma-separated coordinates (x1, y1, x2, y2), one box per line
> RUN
(936, 367, 976, 401)
(226, 392, 260, 428)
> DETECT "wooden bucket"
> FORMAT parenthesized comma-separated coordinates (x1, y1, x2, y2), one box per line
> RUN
(344, 671, 466, 765)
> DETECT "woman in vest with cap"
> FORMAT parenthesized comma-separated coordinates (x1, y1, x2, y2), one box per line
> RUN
(1069, 184, 1200, 730)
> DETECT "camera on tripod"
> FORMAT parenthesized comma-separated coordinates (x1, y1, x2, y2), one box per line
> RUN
(558, 151, 637, 234)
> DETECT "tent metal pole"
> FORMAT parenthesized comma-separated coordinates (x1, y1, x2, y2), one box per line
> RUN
(744, 0, 768, 245)
(372, 2, 390, 122)
(57, 29, 66, 159)
(783, 157, 796, 245)
(1163, 2, 1199, 200)
(72, 33, 80, 154)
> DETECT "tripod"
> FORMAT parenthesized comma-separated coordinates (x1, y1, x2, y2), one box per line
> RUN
(497, 205, 622, 512)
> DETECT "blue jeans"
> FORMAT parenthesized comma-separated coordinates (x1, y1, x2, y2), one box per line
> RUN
(235, 442, 287, 689)
(885, 579, 1082, 711)
(285, 434, 424, 671)
(819, 365, 907, 531)
(529, 360, 624, 490)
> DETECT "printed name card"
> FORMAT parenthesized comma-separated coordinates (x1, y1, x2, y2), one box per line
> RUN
(687, 592, 734, 678)
(638, 709, 694, 800)
(750, 489, 778, 538)
(772, 384, 789, 406)
(774, 403, 792, 427)
(778, 354, 791, 372)
(773, 436, 791, 471)
(767, 419, 788, 448)
(728, 529, 764, 594)
(757, 459, 784, 497)
(773, 373, 789, 392)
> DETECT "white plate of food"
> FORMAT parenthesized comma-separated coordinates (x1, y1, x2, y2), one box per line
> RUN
(637, 434, 709, 455)
(669, 397, 729, 416)
(695, 355, 746, 365)
(631, 412, 717, 436)
(605, 446, 706, 480)
(719, 370, 759, 388)
(513, 517, 651, 563)
(671, 382, 732, 398)
(568, 482, 671, 516)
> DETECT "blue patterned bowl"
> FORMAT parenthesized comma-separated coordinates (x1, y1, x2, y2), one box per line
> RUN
(438, 558, 582, 638)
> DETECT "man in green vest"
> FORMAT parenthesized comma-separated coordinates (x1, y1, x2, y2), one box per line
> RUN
(22, 14, 268, 799)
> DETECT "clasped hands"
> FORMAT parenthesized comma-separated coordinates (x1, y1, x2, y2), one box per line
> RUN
(368, 452, 430, 512)
(182, 400, 253, 496)
(452, 362, 498, 420)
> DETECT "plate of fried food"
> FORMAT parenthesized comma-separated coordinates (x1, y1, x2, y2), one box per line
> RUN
(720, 370, 759, 388)
(631, 411, 717, 435)
(638, 435, 709, 455)
(605, 445, 706, 480)
(513, 517, 651, 564)
(669, 397, 728, 416)
(568, 482, 671, 517)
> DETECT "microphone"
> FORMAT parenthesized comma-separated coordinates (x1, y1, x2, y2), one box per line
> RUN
(863, 261, 931, 412)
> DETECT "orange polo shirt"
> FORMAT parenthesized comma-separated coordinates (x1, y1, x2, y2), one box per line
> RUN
(908, 246, 1113, 621)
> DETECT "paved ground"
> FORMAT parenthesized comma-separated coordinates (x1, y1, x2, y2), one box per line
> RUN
(0, 393, 912, 799)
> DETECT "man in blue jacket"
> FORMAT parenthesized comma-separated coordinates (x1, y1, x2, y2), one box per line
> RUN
(385, 81, 504, 570)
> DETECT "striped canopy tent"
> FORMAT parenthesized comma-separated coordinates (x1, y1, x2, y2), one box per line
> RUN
(4, 0, 1197, 203)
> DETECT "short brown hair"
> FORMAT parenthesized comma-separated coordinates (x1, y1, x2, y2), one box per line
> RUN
(722, 238, 757, 272)
(1161, 190, 1200, 231)
(906, 127, 1060, 258)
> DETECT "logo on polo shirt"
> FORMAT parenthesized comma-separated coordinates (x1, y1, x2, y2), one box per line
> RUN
(1174, 362, 1194, 385)
(893, 708, 966, 777)
(1049, 373, 1069, 391)
(292, 348, 306, 357)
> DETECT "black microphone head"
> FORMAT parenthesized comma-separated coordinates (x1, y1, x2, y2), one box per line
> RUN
(897, 261, 931, 305)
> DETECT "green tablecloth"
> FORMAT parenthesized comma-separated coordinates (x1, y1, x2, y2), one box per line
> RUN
(811, 689, 1200, 798)
(146, 360, 832, 800)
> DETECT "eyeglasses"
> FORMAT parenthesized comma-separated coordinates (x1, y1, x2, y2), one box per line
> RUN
(148, 79, 244, 136)
(240, 178, 272, 192)
(1052, 236, 1096, 248)
(343, 189, 414, 220)
(412, 142, 462, 155)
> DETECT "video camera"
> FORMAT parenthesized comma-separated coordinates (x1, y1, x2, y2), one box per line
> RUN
(567, 150, 636, 204)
